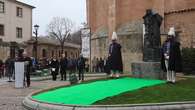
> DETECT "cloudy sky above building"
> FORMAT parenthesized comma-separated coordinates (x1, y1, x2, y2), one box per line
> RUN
(18, 0, 86, 36)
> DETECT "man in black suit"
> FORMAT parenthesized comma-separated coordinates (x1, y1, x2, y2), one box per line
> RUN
(60, 54, 68, 81)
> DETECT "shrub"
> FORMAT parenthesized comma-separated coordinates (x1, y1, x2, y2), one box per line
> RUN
(182, 48, 195, 75)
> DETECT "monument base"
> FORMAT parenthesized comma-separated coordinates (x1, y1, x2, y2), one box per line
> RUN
(131, 61, 165, 80)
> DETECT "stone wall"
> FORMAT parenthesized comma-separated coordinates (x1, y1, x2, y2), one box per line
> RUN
(165, 10, 195, 48)
(91, 21, 143, 72)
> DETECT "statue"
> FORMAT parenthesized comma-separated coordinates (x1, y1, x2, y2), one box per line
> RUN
(143, 9, 163, 62)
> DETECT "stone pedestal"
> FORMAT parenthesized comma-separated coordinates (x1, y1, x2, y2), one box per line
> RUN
(131, 61, 165, 80)
(143, 47, 161, 62)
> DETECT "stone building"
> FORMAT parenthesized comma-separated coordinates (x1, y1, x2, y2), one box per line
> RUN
(26, 33, 81, 60)
(0, 0, 34, 61)
(87, 0, 195, 72)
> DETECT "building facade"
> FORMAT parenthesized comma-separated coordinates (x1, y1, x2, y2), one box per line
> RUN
(26, 37, 81, 60)
(0, 0, 34, 42)
(0, 0, 34, 61)
(87, 0, 195, 72)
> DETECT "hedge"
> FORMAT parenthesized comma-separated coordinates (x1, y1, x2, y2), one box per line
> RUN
(182, 48, 195, 74)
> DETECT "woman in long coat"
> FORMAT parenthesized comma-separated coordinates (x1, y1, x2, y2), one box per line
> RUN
(109, 32, 123, 78)
(50, 56, 59, 81)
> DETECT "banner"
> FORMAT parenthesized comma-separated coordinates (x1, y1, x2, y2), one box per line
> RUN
(81, 29, 90, 58)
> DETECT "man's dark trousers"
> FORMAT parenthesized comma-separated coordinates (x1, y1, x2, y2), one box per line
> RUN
(78, 69, 84, 81)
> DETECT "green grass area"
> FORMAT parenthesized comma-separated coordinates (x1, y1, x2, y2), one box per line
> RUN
(32, 77, 165, 105)
(94, 78, 195, 105)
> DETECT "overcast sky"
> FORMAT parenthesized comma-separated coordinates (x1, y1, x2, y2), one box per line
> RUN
(18, 0, 86, 36)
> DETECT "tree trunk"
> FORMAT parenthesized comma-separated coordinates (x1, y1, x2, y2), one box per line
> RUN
(60, 43, 64, 57)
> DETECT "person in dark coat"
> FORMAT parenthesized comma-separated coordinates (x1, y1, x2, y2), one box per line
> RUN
(92, 57, 97, 72)
(161, 27, 182, 83)
(5, 56, 14, 81)
(21, 52, 32, 87)
(73, 58, 78, 73)
(50, 56, 59, 81)
(99, 57, 104, 72)
(104, 56, 111, 75)
(15, 50, 31, 87)
(0, 59, 4, 78)
(77, 54, 85, 82)
(60, 54, 68, 81)
(96, 58, 100, 72)
(67, 56, 76, 76)
(109, 32, 123, 78)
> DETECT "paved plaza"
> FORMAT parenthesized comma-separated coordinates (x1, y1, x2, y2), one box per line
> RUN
(1, 74, 195, 110)
(0, 75, 105, 110)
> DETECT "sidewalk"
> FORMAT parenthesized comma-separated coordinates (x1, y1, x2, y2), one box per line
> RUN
(0, 77, 8, 86)
(177, 73, 195, 78)
(31, 73, 108, 81)
(0, 75, 106, 110)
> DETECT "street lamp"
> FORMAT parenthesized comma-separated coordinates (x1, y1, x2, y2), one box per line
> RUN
(33, 24, 39, 63)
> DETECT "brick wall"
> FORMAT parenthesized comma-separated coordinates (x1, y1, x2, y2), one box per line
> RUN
(165, 11, 195, 48)
(165, 0, 195, 12)
(87, 0, 195, 72)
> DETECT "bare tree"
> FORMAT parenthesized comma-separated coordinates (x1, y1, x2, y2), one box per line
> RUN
(47, 17, 74, 56)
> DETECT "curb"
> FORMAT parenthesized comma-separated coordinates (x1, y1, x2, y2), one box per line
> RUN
(23, 95, 195, 110)
(23, 77, 195, 110)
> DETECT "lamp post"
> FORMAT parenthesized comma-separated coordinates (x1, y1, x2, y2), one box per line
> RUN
(33, 24, 39, 62)
(89, 27, 92, 72)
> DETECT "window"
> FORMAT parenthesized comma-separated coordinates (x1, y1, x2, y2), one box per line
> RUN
(42, 49, 46, 58)
(0, 24, 4, 36)
(0, 1, 4, 13)
(16, 27, 22, 38)
(59, 50, 61, 57)
(16, 7, 22, 17)
(65, 51, 67, 57)
(52, 50, 54, 57)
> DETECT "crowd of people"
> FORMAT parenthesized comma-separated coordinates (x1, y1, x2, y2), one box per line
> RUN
(0, 51, 88, 86)
(49, 54, 86, 82)
(0, 50, 32, 87)
(92, 57, 109, 73)
(0, 57, 15, 80)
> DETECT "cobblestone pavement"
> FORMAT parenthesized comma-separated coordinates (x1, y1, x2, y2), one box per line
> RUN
(0, 76, 103, 110)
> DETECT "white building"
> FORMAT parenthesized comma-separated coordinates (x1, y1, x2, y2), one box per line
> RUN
(0, 0, 34, 43)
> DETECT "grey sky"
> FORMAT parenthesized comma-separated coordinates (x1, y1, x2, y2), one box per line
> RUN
(18, 0, 86, 36)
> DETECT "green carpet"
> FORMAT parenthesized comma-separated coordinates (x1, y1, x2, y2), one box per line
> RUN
(32, 78, 166, 105)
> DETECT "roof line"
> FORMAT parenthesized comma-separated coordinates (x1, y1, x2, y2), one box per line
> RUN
(165, 8, 195, 15)
(8, 0, 35, 9)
